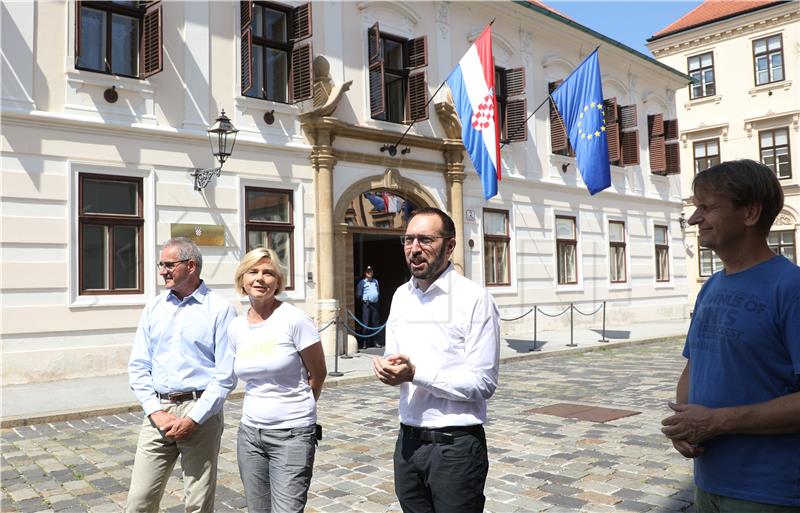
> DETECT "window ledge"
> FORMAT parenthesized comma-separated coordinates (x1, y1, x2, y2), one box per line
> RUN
(235, 95, 300, 116)
(609, 283, 632, 291)
(654, 282, 675, 290)
(65, 69, 156, 125)
(70, 293, 149, 309)
(748, 80, 791, 97)
(684, 94, 721, 110)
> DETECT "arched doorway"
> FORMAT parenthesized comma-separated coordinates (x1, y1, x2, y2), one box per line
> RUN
(333, 172, 440, 349)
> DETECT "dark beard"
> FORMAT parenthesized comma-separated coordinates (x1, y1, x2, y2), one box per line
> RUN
(408, 245, 449, 281)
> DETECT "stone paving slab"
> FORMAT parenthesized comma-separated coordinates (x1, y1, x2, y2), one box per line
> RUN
(1, 340, 695, 512)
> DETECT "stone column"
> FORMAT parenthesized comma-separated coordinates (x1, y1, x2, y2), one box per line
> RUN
(309, 137, 338, 355)
(443, 144, 466, 274)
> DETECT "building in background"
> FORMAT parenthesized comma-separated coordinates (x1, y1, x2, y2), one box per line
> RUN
(648, 0, 799, 307)
(2, 1, 687, 385)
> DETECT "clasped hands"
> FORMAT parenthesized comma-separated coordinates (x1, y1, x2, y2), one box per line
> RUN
(149, 410, 198, 441)
(661, 401, 722, 459)
(372, 353, 415, 386)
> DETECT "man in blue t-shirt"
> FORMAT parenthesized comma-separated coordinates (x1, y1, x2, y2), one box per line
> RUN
(355, 266, 381, 350)
(662, 160, 800, 512)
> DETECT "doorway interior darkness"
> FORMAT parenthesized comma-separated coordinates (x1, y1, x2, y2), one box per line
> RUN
(352, 232, 410, 335)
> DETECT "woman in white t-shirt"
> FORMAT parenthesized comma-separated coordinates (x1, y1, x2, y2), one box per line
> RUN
(229, 248, 326, 513)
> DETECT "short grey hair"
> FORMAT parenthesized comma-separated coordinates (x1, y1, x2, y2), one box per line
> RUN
(164, 237, 203, 275)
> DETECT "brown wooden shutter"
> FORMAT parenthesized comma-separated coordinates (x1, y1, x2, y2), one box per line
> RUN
(648, 114, 666, 174)
(290, 41, 313, 102)
(141, 1, 163, 78)
(505, 98, 527, 142)
(619, 104, 637, 130)
(75, 0, 82, 65)
(620, 130, 640, 166)
(603, 98, 620, 163)
(407, 36, 427, 70)
(406, 70, 428, 122)
(549, 81, 568, 153)
(368, 22, 381, 64)
(369, 61, 385, 118)
(240, 1, 253, 95)
(291, 3, 312, 41)
(505, 68, 525, 97)
(665, 118, 680, 174)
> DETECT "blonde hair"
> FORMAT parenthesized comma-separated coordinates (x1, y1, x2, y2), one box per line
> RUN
(234, 247, 286, 296)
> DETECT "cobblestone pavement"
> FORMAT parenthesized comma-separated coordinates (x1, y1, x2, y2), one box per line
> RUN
(2, 340, 695, 513)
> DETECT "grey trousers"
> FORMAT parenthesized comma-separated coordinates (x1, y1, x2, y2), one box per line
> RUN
(125, 400, 224, 513)
(237, 422, 316, 513)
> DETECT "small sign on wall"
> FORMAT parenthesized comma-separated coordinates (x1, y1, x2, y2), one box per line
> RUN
(465, 209, 477, 223)
(170, 224, 225, 246)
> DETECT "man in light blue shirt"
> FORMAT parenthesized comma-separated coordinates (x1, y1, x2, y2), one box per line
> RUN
(355, 265, 381, 350)
(126, 238, 236, 513)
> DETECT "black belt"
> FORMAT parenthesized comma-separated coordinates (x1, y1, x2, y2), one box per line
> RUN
(401, 423, 484, 444)
(156, 390, 204, 403)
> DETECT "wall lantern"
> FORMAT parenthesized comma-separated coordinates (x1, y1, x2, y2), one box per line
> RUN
(678, 211, 688, 230)
(191, 110, 239, 191)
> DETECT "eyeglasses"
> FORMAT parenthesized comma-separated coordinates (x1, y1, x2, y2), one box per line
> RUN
(156, 259, 189, 271)
(400, 235, 448, 248)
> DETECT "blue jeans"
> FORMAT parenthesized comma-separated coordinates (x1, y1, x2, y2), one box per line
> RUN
(237, 423, 316, 513)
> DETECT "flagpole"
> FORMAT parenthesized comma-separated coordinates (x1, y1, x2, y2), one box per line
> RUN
(388, 79, 449, 153)
(499, 95, 551, 150)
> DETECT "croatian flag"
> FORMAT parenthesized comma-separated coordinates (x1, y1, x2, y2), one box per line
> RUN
(447, 25, 501, 200)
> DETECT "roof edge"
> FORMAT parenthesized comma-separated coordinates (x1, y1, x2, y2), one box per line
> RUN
(647, 1, 789, 43)
(513, 0, 690, 82)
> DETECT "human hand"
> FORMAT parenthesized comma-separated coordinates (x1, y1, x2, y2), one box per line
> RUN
(671, 438, 704, 459)
(661, 402, 720, 445)
(164, 416, 198, 441)
(372, 354, 414, 386)
(149, 410, 178, 431)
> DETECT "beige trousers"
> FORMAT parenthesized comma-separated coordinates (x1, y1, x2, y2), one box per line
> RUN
(125, 399, 224, 513)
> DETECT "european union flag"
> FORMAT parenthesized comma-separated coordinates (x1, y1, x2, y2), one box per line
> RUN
(550, 49, 611, 195)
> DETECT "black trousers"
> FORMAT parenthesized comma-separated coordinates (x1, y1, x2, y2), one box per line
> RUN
(393, 424, 488, 513)
(359, 301, 380, 346)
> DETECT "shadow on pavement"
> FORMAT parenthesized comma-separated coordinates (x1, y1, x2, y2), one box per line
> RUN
(505, 338, 547, 353)
(591, 329, 631, 340)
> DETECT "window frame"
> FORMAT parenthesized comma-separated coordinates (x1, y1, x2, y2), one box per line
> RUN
(556, 215, 578, 285)
(78, 172, 144, 295)
(752, 34, 784, 86)
(688, 51, 715, 99)
(483, 209, 511, 287)
(768, 230, 796, 262)
(495, 66, 527, 143)
(74, 0, 162, 79)
(549, 80, 574, 157)
(654, 225, 670, 282)
(608, 220, 627, 284)
(693, 138, 720, 175)
(759, 127, 792, 179)
(698, 247, 724, 277)
(244, 186, 296, 290)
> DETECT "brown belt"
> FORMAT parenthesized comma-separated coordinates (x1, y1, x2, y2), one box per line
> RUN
(156, 390, 204, 403)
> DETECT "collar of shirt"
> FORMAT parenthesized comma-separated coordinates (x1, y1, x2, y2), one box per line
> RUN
(409, 263, 454, 296)
(166, 280, 209, 305)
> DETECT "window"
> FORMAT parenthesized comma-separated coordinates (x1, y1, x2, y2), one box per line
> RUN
(484, 210, 510, 286)
(753, 34, 784, 86)
(609, 221, 626, 283)
(768, 231, 796, 262)
(699, 247, 723, 277)
(655, 225, 669, 282)
(648, 114, 681, 175)
(556, 216, 577, 284)
(688, 52, 715, 99)
(241, 1, 312, 103)
(760, 128, 791, 179)
(79, 174, 143, 294)
(495, 67, 527, 143)
(694, 139, 720, 174)
(245, 188, 295, 289)
(368, 23, 428, 124)
(549, 80, 573, 156)
(604, 98, 639, 166)
(75, 1, 162, 79)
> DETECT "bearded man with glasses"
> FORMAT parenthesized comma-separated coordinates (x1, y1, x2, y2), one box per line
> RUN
(373, 207, 501, 513)
(126, 237, 236, 513)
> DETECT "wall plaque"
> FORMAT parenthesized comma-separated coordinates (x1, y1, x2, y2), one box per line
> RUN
(170, 224, 225, 246)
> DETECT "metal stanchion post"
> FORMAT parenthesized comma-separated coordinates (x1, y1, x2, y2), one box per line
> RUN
(328, 314, 344, 377)
(598, 301, 610, 343)
(530, 305, 541, 352)
(566, 303, 577, 347)
(340, 313, 353, 359)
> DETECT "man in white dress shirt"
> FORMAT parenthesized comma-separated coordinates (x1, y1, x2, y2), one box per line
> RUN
(373, 207, 501, 513)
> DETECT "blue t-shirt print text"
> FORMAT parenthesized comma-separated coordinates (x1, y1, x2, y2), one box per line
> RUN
(690, 289, 766, 351)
